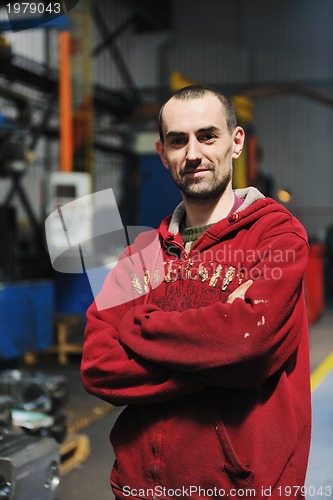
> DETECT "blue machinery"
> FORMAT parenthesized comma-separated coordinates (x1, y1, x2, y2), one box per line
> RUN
(0, 13, 70, 361)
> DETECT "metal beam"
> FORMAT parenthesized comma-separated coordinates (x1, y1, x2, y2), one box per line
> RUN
(91, 4, 140, 103)
(91, 16, 134, 58)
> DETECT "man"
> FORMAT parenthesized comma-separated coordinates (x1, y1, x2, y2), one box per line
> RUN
(81, 85, 311, 499)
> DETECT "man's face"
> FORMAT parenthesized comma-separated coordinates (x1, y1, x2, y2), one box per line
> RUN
(156, 94, 244, 201)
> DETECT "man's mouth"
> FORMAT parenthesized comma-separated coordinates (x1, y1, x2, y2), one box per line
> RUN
(182, 168, 212, 177)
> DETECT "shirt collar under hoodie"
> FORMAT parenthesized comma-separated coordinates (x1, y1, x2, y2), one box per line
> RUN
(167, 187, 266, 236)
(180, 193, 244, 252)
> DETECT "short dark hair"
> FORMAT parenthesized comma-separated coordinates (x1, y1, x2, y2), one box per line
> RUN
(158, 84, 237, 143)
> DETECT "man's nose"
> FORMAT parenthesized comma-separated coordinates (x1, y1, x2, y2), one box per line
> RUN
(186, 137, 202, 162)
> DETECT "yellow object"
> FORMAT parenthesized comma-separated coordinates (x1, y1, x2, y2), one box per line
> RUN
(233, 141, 248, 189)
(69, 0, 94, 174)
(170, 71, 197, 92)
(0, 34, 11, 49)
(277, 189, 292, 203)
(310, 351, 333, 392)
(60, 434, 90, 475)
(45, 314, 84, 366)
(231, 95, 254, 125)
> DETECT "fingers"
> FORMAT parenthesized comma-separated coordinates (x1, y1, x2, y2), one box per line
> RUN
(226, 279, 253, 304)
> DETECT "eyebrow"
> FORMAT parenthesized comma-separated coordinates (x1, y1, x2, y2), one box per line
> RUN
(165, 126, 220, 139)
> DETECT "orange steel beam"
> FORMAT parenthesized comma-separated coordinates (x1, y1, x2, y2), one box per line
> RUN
(59, 30, 73, 172)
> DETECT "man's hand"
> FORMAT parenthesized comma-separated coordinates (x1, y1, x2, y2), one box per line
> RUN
(227, 279, 253, 304)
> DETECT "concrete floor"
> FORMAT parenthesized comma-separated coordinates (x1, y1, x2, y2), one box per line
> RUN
(59, 407, 121, 500)
(306, 304, 333, 498)
(309, 304, 333, 372)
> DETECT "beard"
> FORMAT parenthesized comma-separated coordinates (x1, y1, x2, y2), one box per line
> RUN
(173, 167, 232, 201)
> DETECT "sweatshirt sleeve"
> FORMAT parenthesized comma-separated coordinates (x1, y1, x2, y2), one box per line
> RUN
(118, 225, 309, 390)
(81, 244, 205, 406)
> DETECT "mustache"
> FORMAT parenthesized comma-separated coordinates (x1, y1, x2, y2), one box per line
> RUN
(180, 165, 214, 176)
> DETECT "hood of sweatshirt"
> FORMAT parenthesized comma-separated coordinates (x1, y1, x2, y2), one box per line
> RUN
(158, 186, 304, 256)
(166, 187, 265, 235)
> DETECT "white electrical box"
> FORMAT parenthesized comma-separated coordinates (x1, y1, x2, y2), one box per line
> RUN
(46, 172, 92, 254)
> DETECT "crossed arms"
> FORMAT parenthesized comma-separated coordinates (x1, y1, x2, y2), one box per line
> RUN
(81, 228, 309, 406)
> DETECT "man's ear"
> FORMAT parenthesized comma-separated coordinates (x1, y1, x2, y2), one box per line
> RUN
(156, 139, 170, 170)
(232, 126, 245, 159)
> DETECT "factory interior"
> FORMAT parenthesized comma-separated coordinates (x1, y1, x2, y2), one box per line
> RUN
(0, 1, 333, 499)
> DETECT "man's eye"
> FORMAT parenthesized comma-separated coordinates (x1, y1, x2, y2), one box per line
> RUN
(171, 138, 185, 146)
(201, 134, 215, 142)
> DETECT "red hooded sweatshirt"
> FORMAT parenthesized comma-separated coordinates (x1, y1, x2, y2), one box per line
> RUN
(81, 187, 311, 500)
